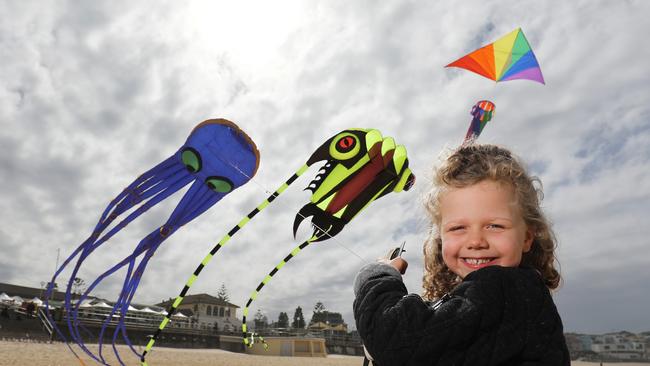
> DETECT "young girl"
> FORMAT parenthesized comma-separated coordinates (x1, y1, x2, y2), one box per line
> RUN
(353, 144, 570, 365)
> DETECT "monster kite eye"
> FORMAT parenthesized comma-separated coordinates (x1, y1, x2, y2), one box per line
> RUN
(181, 148, 202, 173)
(329, 132, 361, 160)
(337, 136, 355, 152)
(205, 176, 234, 193)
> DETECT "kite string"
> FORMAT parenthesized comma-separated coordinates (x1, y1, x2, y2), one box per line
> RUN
(214, 152, 368, 264)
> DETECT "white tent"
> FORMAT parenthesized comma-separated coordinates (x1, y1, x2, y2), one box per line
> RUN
(172, 312, 187, 318)
(78, 299, 94, 308)
(12, 296, 24, 304)
(31, 297, 43, 306)
(139, 307, 161, 314)
(92, 301, 112, 308)
(127, 305, 138, 312)
(0, 293, 12, 302)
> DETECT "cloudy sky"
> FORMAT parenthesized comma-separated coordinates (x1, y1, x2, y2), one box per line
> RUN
(1, 0, 649, 337)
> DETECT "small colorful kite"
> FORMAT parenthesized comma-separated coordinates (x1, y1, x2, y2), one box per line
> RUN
(446, 28, 544, 85)
(241, 128, 415, 348)
(44, 119, 259, 366)
(464, 100, 496, 144)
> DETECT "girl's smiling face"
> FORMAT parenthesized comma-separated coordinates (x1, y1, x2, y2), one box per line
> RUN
(440, 179, 534, 279)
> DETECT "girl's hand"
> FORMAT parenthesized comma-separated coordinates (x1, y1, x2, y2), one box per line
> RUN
(379, 257, 408, 275)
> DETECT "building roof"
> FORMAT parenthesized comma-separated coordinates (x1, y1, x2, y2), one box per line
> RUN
(0, 282, 70, 302)
(1, 283, 239, 313)
(156, 293, 239, 309)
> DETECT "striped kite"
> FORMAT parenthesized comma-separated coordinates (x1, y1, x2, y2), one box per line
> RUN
(463, 100, 496, 144)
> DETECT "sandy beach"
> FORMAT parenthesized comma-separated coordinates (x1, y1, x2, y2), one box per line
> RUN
(0, 341, 362, 366)
(0, 341, 647, 366)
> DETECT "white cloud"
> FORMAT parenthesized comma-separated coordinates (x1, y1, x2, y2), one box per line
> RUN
(1, 0, 649, 345)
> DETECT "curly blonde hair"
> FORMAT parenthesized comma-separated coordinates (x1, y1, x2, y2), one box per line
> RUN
(422, 144, 561, 300)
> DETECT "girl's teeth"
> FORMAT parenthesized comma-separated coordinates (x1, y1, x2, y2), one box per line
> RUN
(465, 258, 492, 265)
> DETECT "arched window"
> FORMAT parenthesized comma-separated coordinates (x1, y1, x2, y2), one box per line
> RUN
(219, 307, 225, 317)
(206, 305, 212, 316)
(226, 308, 231, 317)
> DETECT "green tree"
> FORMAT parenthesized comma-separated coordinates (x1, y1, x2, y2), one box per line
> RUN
(292, 306, 306, 329)
(216, 283, 230, 302)
(313, 301, 325, 313)
(310, 301, 327, 325)
(254, 309, 268, 330)
(277, 312, 289, 328)
(72, 277, 85, 299)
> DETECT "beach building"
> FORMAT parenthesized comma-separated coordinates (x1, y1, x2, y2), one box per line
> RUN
(156, 293, 241, 333)
(591, 332, 646, 360)
(308, 310, 348, 335)
(0, 281, 195, 340)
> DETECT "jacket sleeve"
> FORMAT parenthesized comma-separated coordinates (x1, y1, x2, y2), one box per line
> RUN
(353, 264, 569, 366)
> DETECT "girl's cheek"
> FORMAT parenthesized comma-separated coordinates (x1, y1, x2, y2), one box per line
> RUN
(440, 240, 456, 261)
(441, 235, 460, 250)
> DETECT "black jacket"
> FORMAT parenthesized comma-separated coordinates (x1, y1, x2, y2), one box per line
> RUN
(353, 264, 570, 366)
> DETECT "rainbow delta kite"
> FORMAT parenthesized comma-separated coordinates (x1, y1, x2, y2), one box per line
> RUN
(446, 28, 544, 85)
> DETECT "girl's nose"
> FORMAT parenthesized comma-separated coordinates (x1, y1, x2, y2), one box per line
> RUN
(466, 229, 488, 249)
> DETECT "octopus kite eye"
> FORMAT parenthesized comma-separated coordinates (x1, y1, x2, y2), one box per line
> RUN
(328, 132, 360, 160)
(205, 176, 234, 193)
(181, 148, 202, 173)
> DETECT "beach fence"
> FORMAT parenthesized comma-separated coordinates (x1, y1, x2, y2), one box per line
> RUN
(236, 336, 327, 357)
(246, 329, 365, 357)
(1, 304, 224, 349)
(48, 318, 222, 349)
(0, 305, 52, 342)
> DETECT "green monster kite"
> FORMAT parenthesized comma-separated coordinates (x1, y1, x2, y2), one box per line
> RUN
(240, 128, 415, 348)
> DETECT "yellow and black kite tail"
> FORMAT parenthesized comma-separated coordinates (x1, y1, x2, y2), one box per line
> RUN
(140, 164, 309, 366)
(241, 234, 319, 348)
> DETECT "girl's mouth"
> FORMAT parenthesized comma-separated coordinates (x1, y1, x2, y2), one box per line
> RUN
(462, 257, 497, 268)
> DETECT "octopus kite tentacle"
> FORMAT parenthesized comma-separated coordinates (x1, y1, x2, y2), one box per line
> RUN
(42, 157, 187, 365)
(61, 176, 196, 364)
(140, 163, 309, 366)
(44, 157, 184, 311)
(85, 180, 225, 363)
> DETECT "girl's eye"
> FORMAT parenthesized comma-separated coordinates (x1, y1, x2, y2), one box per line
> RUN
(448, 226, 465, 232)
(487, 224, 504, 230)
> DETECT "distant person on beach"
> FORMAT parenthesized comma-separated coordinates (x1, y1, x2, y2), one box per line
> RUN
(353, 144, 570, 365)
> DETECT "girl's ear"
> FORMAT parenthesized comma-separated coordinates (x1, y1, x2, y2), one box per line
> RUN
(523, 228, 534, 253)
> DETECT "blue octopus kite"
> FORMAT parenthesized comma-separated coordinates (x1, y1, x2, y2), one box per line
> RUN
(44, 119, 259, 365)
